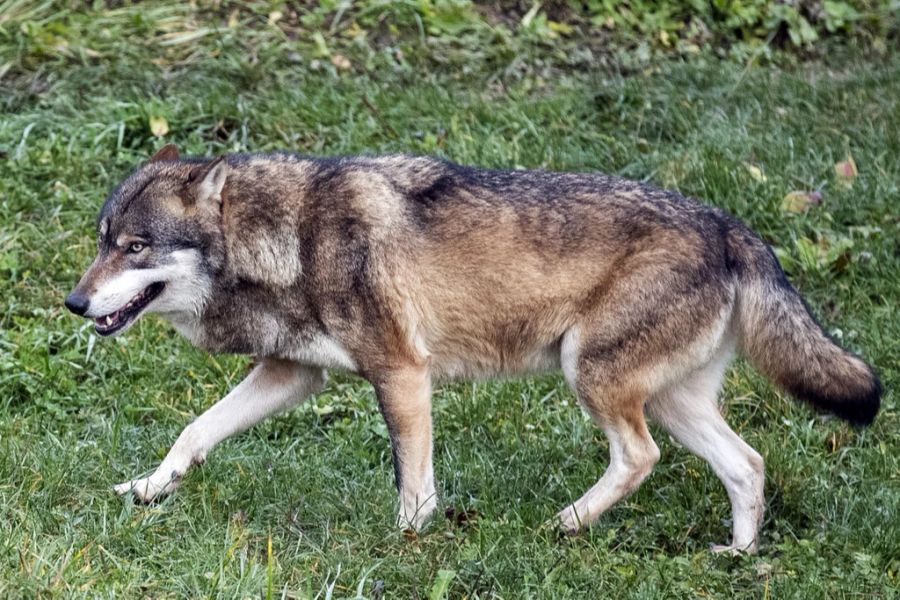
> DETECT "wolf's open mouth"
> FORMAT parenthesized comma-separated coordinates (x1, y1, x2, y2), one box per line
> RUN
(94, 282, 165, 336)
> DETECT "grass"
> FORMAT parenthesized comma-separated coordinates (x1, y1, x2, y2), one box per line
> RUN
(1, 4, 898, 598)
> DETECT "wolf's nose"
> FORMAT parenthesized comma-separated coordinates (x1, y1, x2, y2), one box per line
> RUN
(64, 291, 90, 316)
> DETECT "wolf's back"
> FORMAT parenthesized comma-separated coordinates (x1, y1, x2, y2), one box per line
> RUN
(727, 223, 881, 425)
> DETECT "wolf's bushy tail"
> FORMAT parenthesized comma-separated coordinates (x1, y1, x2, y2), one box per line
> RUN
(727, 224, 881, 426)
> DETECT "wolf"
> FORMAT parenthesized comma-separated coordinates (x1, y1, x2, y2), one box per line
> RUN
(65, 144, 880, 553)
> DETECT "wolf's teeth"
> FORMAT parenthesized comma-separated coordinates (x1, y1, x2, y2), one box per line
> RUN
(106, 315, 113, 326)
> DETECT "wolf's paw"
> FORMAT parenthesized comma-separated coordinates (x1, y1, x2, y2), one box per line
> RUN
(397, 494, 438, 532)
(554, 505, 585, 535)
(114, 470, 182, 503)
(711, 541, 757, 555)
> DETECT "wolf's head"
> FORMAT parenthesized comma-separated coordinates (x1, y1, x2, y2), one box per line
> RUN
(65, 144, 228, 336)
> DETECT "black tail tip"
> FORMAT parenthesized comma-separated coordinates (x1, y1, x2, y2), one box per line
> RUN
(842, 376, 882, 427)
(787, 374, 882, 427)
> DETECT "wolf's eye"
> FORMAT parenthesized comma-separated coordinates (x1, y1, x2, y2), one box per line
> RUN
(128, 242, 146, 254)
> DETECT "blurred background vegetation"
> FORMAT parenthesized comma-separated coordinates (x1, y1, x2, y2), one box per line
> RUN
(2, 0, 898, 90)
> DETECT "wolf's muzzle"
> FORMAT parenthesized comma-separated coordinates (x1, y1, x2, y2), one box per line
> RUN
(64, 291, 90, 316)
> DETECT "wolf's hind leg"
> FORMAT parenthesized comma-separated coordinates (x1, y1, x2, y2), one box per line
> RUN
(647, 355, 765, 554)
(556, 327, 661, 531)
(556, 384, 661, 532)
(554, 259, 734, 533)
(115, 359, 325, 502)
(373, 365, 437, 531)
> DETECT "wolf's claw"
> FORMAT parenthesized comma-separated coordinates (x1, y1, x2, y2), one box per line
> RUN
(114, 471, 182, 502)
(554, 505, 586, 535)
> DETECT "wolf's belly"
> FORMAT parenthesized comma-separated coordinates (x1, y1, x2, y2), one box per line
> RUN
(429, 341, 562, 382)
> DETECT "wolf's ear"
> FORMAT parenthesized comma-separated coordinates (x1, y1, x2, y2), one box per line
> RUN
(187, 156, 229, 206)
(149, 143, 179, 163)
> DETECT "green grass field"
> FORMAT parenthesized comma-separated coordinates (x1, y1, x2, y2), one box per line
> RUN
(1, 4, 897, 598)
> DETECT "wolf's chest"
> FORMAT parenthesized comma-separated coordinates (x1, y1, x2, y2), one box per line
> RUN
(165, 309, 357, 372)
(281, 335, 358, 371)
(166, 314, 206, 345)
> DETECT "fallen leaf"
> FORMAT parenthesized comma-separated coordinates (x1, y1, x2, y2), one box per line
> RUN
(342, 21, 365, 39)
(149, 116, 169, 137)
(402, 528, 418, 542)
(826, 429, 852, 453)
(781, 190, 822, 213)
(268, 10, 282, 25)
(744, 163, 767, 183)
(330, 54, 351, 70)
(548, 21, 573, 35)
(834, 156, 857, 188)
(444, 506, 480, 528)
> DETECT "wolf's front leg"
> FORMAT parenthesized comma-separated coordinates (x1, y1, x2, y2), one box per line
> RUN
(374, 365, 437, 530)
(115, 359, 325, 502)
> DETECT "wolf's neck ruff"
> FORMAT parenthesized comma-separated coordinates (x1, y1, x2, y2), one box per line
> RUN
(67, 146, 880, 553)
